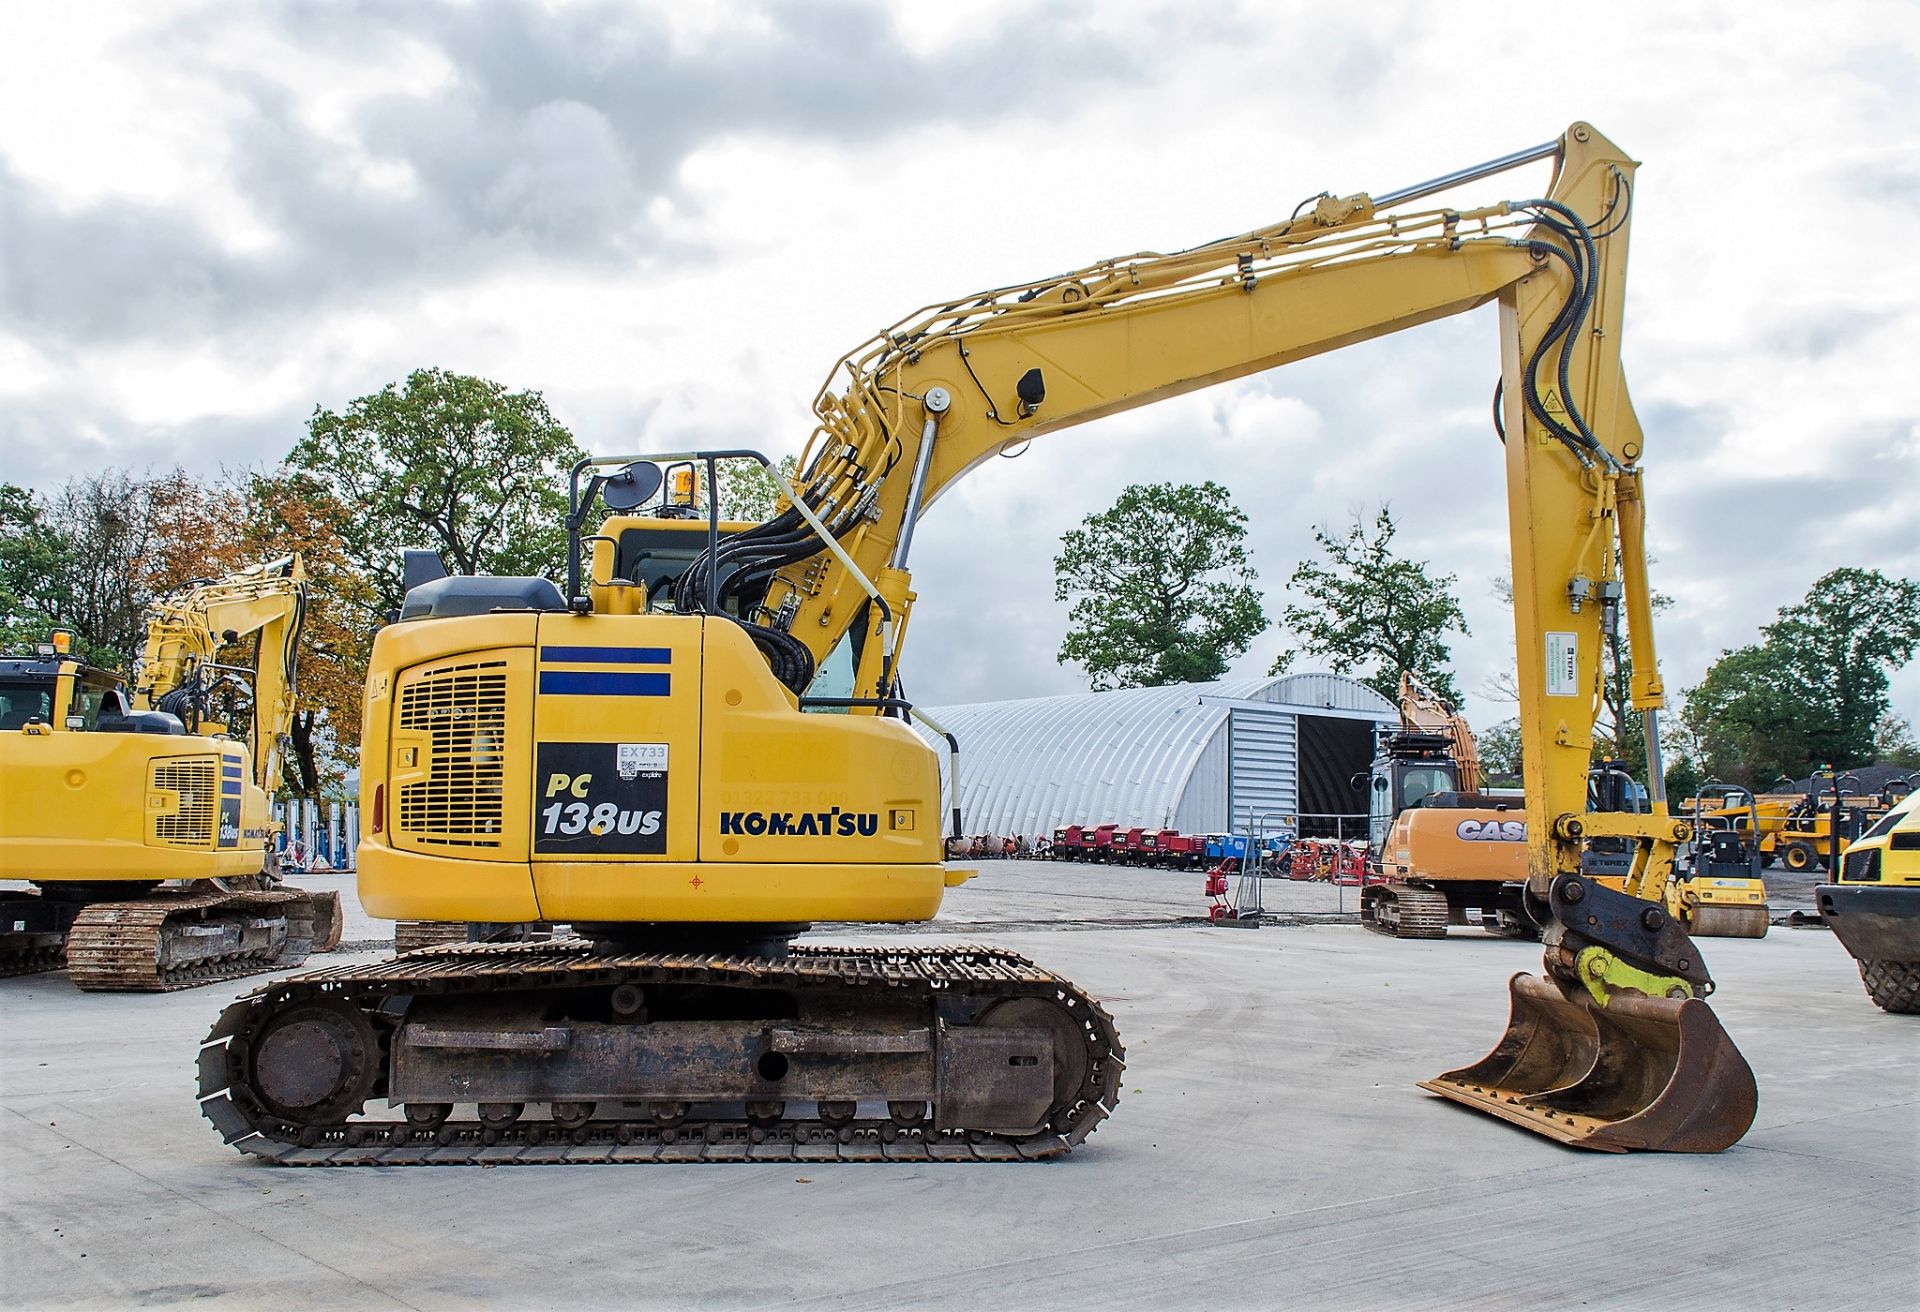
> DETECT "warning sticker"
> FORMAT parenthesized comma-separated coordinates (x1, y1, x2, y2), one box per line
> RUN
(1545, 632, 1579, 697)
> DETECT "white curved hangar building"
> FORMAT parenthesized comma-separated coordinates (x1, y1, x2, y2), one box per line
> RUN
(918, 673, 1397, 839)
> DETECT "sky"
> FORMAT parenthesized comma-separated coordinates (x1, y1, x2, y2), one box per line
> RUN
(3, 0, 1916, 731)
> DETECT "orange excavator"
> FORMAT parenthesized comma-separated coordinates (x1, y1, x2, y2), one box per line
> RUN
(1362, 675, 1535, 938)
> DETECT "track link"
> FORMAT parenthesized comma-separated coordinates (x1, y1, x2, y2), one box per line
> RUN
(68, 889, 322, 992)
(1363, 884, 1450, 939)
(1, 941, 67, 978)
(198, 939, 1125, 1166)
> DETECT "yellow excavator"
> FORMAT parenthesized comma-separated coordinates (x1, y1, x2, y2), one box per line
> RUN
(1, 556, 339, 989)
(200, 120, 1757, 1164)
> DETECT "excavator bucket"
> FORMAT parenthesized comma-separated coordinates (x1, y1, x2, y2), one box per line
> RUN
(1419, 972, 1757, 1152)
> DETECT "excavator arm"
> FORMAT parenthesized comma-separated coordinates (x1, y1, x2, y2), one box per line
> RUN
(582, 121, 1754, 1151)
(736, 124, 1660, 904)
(132, 555, 307, 792)
(1397, 672, 1484, 796)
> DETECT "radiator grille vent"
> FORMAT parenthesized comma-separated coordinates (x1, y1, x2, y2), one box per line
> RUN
(152, 757, 219, 847)
(397, 660, 508, 847)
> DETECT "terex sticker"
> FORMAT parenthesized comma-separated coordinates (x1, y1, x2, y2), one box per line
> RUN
(1545, 631, 1579, 697)
(535, 741, 668, 855)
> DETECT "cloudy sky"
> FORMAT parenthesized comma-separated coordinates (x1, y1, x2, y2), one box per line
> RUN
(4, 0, 1916, 727)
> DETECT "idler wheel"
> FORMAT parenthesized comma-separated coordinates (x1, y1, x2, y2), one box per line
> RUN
(247, 999, 380, 1125)
(551, 1101, 596, 1131)
(978, 996, 1092, 1125)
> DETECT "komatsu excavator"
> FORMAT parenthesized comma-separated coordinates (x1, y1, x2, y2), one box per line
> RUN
(200, 121, 1758, 1165)
(1, 556, 339, 989)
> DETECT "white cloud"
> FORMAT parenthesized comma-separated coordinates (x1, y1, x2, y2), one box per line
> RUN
(2, 0, 1915, 727)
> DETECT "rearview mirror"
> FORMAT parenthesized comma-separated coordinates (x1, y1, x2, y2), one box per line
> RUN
(603, 461, 665, 512)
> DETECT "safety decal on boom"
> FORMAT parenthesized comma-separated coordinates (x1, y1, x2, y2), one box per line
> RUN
(1545, 631, 1579, 697)
(535, 741, 668, 855)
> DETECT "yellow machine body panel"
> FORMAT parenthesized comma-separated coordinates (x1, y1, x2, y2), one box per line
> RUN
(1, 652, 274, 883)
(358, 612, 945, 925)
(1836, 790, 1920, 887)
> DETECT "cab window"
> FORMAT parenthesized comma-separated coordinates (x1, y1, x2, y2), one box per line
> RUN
(0, 679, 54, 730)
(1399, 766, 1454, 810)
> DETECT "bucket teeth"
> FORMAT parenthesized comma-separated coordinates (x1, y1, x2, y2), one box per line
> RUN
(1420, 971, 1757, 1153)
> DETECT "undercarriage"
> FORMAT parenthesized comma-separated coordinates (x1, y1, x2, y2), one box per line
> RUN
(0, 883, 340, 990)
(199, 937, 1124, 1165)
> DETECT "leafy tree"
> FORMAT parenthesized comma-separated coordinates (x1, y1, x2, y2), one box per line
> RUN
(289, 368, 585, 610)
(1682, 568, 1920, 783)
(0, 483, 72, 653)
(1876, 714, 1920, 770)
(1277, 505, 1468, 704)
(1054, 480, 1266, 690)
(716, 455, 800, 522)
(1663, 754, 1705, 805)
(239, 473, 380, 797)
(1478, 716, 1523, 782)
(0, 471, 243, 668)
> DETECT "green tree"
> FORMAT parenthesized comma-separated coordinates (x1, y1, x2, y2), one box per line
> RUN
(0, 483, 72, 653)
(1277, 505, 1468, 703)
(1478, 716, 1523, 782)
(1877, 714, 1920, 770)
(1683, 568, 1920, 783)
(716, 455, 800, 522)
(239, 473, 380, 797)
(1054, 480, 1266, 690)
(0, 471, 238, 668)
(289, 368, 585, 610)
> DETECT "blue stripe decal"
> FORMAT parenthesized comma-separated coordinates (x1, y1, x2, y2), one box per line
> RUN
(222, 784, 244, 796)
(222, 766, 245, 777)
(539, 646, 671, 666)
(538, 671, 671, 697)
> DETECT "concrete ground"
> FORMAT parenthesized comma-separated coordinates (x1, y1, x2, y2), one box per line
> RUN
(2, 861, 1914, 1311)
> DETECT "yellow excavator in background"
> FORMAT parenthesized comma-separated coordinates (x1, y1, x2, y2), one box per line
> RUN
(200, 120, 1757, 1165)
(1, 556, 339, 989)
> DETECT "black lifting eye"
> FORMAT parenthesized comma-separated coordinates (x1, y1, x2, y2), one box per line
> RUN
(1015, 368, 1046, 417)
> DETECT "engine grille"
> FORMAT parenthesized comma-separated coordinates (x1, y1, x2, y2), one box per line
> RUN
(152, 757, 219, 847)
(397, 660, 508, 848)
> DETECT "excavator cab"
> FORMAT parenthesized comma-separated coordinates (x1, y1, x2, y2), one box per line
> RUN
(1367, 730, 1462, 852)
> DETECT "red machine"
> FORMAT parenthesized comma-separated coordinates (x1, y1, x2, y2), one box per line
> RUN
(1157, 830, 1201, 868)
(1088, 824, 1120, 862)
(1118, 827, 1157, 865)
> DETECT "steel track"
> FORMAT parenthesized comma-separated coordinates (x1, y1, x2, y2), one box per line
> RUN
(199, 939, 1125, 1166)
(68, 889, 322, 992)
